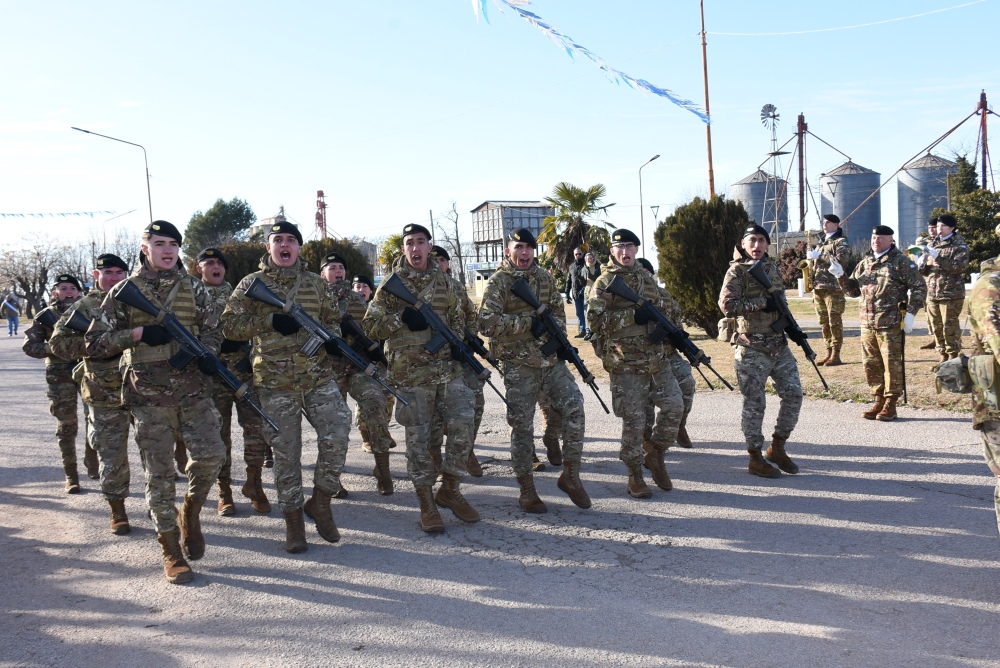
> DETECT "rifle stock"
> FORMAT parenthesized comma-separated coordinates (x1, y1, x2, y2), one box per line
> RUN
(66, 310, 92, 333)
(341, 313, 387, 365)
(36, 308, 58, 329)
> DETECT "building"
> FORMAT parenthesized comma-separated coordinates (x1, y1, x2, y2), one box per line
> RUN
(820, 161, 881, 244)
(730, 169, 789, 234)
(471, 201, 554, 263)
(248, 209, 288, 241)
(897, 153, 955, 246)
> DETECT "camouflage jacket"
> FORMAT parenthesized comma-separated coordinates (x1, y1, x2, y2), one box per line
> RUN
(812, 229, 850, 292)
(841, 245, 926, 330)
(478, 259, 564, 369)
(327, 278, 373, 377)
(718, 256, 788, 353)
(363, 261, 464, 386)
(86, 264, 222, 407)
(223, 257, 339, 393)
(921, 230, 970, 301)
(50, 290, 123, 407)
(587, 260, 674, 374)
(206, 281, 253, 383)
(23, 297, 80, 366)
(965, 256, 1000, 426)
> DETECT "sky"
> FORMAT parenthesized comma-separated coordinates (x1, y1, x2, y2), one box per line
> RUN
(1, 0, 997, 262)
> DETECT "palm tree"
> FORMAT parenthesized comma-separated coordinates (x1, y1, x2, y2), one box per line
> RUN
(538, 182, 613, 270)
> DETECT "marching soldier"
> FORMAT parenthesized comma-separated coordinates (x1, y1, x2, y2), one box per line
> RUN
(85, 221, 226, 584)
(831, 225, 926, 421)
(222, 222, 352, 553)
(477, 228, 591, 512)
(588, 229, 684, 496)
(362, 224, 479, 533)
(919, 214, 970, 361)
(806, 214, 850, 366)
(919, 217, 940, 350)
(352, 273, 396, 459)
(718, 224, 803, 478)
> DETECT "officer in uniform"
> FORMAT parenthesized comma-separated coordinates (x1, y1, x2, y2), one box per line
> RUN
(831, 225, 926, 421)
(807, 214, 851, 366)
(86, 221, 226, 585)
(588, 229, 684, 496)
(718, 224, 803, 478)
(23, 273, 98, 492)
(223, 222, 352, 553)
(919, 217, 940, 350)
(919, 214, 970, 361)
(363, 223, 478, 533)
(477, 228, 591, 512)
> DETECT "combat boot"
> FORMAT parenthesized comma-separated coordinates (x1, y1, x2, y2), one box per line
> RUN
(920, 339, 936, 350)
(543, 433, 563, 466)
(516, 474, 547, 513)
(241, 466, 271, 514)
(764, 434, 799, 474)
(178, 497, 205, 561)
(626, 464, 653, 498)
(303, 486, 341, 543)
(940, 351, 950, 363)
(557, 460, 592, 509)
(817, 348, 833, 366)
(826, 347, 843, 367)
(415, 486, 445, 533)
(108, 498, 131, 535)
(63, 463, 80, 494)
(435, 473, 480, 523)
(748, 448, 781, 478)
(83, 445, 100, 479)
(643, 446, 673, 491)
(373, 452, 394, 496)
(157, 529, 193, 584)
(876, 396, 898, 422)
(283, 508, 308, 554)
(217, 481, 236, 516)
(531, 452, 546, 472)
(467, 448, 483, 477)
(676, 417, 693, 448)
(862, 395, 886, 420)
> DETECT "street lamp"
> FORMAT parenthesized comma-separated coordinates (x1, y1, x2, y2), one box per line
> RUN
(72, 127, 153, 223)
(638, 154, 660, 256)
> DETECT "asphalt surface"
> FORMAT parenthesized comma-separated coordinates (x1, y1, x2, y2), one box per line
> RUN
(1, 333, 998, 667)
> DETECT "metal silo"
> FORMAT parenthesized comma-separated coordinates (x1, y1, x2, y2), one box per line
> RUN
(731, 169, 788, 233)
(897, 153, 955, 246)
(820, 161, 881, 244)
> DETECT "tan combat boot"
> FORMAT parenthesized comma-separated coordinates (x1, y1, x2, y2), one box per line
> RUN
(178, 497, 205, 560)
(373, 452, 394, 496)
(817, 348, 833, 366)
(862, 395, 886, 420)
(435, 473, 480, 523)
(467, 448, 483, 477)
(826, 347, 843, 367)
(748, 447, 781, 478)
(83, 445, 100, 479)
(557, 460, 592, 509)
(626, 464, 653, 498)
(764, 434, 799, 474)
(217, 481, 236, 517)
(543, 433, 563, 466)
(940, 351, 950, 363)
(283, 508, 308, 554)
(157, 529, 193, 584)
(241, 466, 271, 514)
(516, 474, 547, 513)
(876, 396, 898, 422)
(920, 339, 936, 350)
(108, 499, 131, 535)
(415, 486, 445, 533)
(676, 417, 693, 448)
(531, 452, 546, 472)
(643, 446, 673, 491)
(63, 463, 80, 494)
(303, 486, 341, 543)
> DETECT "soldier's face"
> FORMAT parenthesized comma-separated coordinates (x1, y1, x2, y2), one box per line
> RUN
(611, 243, 636, 267)
(143, 236, 179, 271)
(321, 262, 346, 284)
(198, 258, 226, 286)
(928, 225, 937, 236)
(53, 283, 79, 301)
(353, 282, 372, 302)
(742, 234, 769, 260)
(936, 222, 954, 237)
(871, 234, 892, 254)
(94, 267, 126, 292)
(505, 241, 535, 269)
(267, 233, 301, 267)
(403, 234, 430, 270)
(437, 256, 450, 273)
(823, 220, 839, 235)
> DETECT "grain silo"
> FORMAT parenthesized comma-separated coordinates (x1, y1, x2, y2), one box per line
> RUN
(731, 169, 788, 233)
(820, 161, 881, 243)
(897, 153, 955, 246)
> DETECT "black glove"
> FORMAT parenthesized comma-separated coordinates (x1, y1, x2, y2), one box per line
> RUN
(530, 316, 546, 339)
(140, 325, 173, 347)
(557, 345, 577, 362)
(197, 355, 217, 376)
(324, 339, 344, 357)
(566, 297, 572, 304)
(401, 306, 428, 331)
(763, 295, 780, 313)
(450, 342, 465, 362)
(220, 339, 245, 354)
(272, 313, 301, 336)
(634, 306, 653, 326)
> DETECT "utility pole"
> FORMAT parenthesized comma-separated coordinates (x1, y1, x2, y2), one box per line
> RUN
(979, 90, 989, 190)
(700, 0, 715, 197)
(797, 113, 807, 231)
(428, 210, 435, 241)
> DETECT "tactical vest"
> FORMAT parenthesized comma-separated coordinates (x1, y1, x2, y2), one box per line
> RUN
(252, 272, 326, 358)
(607, 268, 661, 342)
(493, 267, 553, 345)
(384, 270, 453, 355)
(733, 261, 782, 335)
(122, 274, 199, 365)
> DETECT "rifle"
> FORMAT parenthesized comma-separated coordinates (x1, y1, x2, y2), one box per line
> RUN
(509, 277, 611, 413)
(113, 281, 280, 431)
(340, 313, 387, 366)
(243, 278, 407, 406)
(746, 260, 830, 391)
(603, 276, 735, 391)
(35, 308, 58, 329)
(65, 310, 92, 333)
(899, 301, 908, 405)
(464, 328, 503, 377)
(380, 273, 511, 409)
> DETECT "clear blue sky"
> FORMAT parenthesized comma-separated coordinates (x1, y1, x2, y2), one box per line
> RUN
(1, 1, 996, 260)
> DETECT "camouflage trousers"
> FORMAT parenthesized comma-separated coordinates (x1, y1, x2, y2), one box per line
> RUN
(430, 367, 484, 453)
(45, 364, 86, 466)
(337, 370, 393, 455)
(88, 404, 131, 500)
(928, 298, 965, 357)
(131, 398, 226, 534)
(259, 379, 352, 512)
(978, 421, 1000, 538)
(611, 368, 683, 467)
(813, 289, 846, 349)
(212, 380, 267, 481)
(860, 328, 904, 397)
(504, 363, 584, 477)
(734, 344, 803, 450)
(396, 377, 474, 487)
(644, 353, 696, 442)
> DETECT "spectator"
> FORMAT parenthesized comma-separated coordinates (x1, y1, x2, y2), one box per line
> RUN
(2, 293, 19, 336)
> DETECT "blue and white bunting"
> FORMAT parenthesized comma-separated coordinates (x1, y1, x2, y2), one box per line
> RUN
(0, 210, 116, 219)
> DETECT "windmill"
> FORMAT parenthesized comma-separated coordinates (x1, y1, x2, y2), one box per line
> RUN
(760, 104, 789, 248)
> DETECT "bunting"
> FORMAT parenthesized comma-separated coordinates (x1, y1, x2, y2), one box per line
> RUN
(0, 210, 116, 219)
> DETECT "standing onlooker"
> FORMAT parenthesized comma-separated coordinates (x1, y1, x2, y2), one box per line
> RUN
(565, 247, 589, 338)
(919, 214, 970, 362)
(2, 293, 19, 336)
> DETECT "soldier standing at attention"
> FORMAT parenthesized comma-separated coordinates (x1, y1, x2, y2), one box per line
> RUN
(50, 255, 132, 533)
(85, 221, 226, 584)
(919, 217, 940, 350)
(919, 214, 970, 362)
(222, 222, 351, 553)
(23, 274, 99, 492)
(363, 224, 478, 533)
(807, 214, 850, 366)
(718, 224, 803, 478)
(588, 229, 683, 496)
(477, 228, 591, 512)
(830, 225, 926, 421)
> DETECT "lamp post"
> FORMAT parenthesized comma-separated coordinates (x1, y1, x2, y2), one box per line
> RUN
(638, 154, 660, 256)
(72, 127, 153, 223)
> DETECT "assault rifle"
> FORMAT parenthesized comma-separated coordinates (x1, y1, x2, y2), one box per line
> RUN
(35, 308, 58, 329)
(464, 328, 503, 377)
(243, 278, 407, 405)
(340, 313, 387, 366)
(509, 277, 611, 413)
(65, 310, 92, 333)
(114, 281, 280, 431)
(603, 276, 734, 391)
(380, 273, 510, 408)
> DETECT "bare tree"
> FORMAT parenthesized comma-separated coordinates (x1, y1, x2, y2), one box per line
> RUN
(438, 202, 467, 285)
(87, 226, 143, 273)
(0, 239, 69, 317)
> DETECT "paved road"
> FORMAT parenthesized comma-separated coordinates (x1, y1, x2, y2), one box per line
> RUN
(1, 334, 998, 667)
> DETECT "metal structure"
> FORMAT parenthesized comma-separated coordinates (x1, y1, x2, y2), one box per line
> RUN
(470, 201, 554, 263)
(315, 190, 328, 239)
(896, 154, 955, 246)
(760, 105, 791, 239)
(731, 169, 788, 231)
(820, 161, 881, 243)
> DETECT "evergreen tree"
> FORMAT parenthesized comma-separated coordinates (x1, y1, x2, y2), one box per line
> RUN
(183, 198, 256, 262)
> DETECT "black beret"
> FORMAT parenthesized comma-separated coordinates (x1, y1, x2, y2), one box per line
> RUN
(431, 245, 450, 261)
(742, 224, 771, 244)
(928, 215, 939, 225)
(402, 223, 431, 240)
(872, 225, 895, 236)
(145, 220, 182, 244)
(637, 258, 655, 274)
(508, 227, 537, 248)
(197, 247, 229, 271)
(267, 221, 303, 245)
(611, 228, 641, 246)
(321, 252, 347, 269)
(822, 214, 841, 224)
(53, 274, 82, 290)
(95, 253, 128, 272)
(938, 214, 957, 229)
(352, 274, 375, 291)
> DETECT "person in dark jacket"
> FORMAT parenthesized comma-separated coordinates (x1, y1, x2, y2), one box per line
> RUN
(564, 247, 589, 337)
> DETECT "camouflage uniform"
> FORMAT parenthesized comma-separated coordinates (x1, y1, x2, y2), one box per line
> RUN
(812, 228, 850, 352)
(841, 246, 926, 398)
(222, 258, 352, 511)
(920, 230, 969, 358)
(643, 293, 696, 446)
